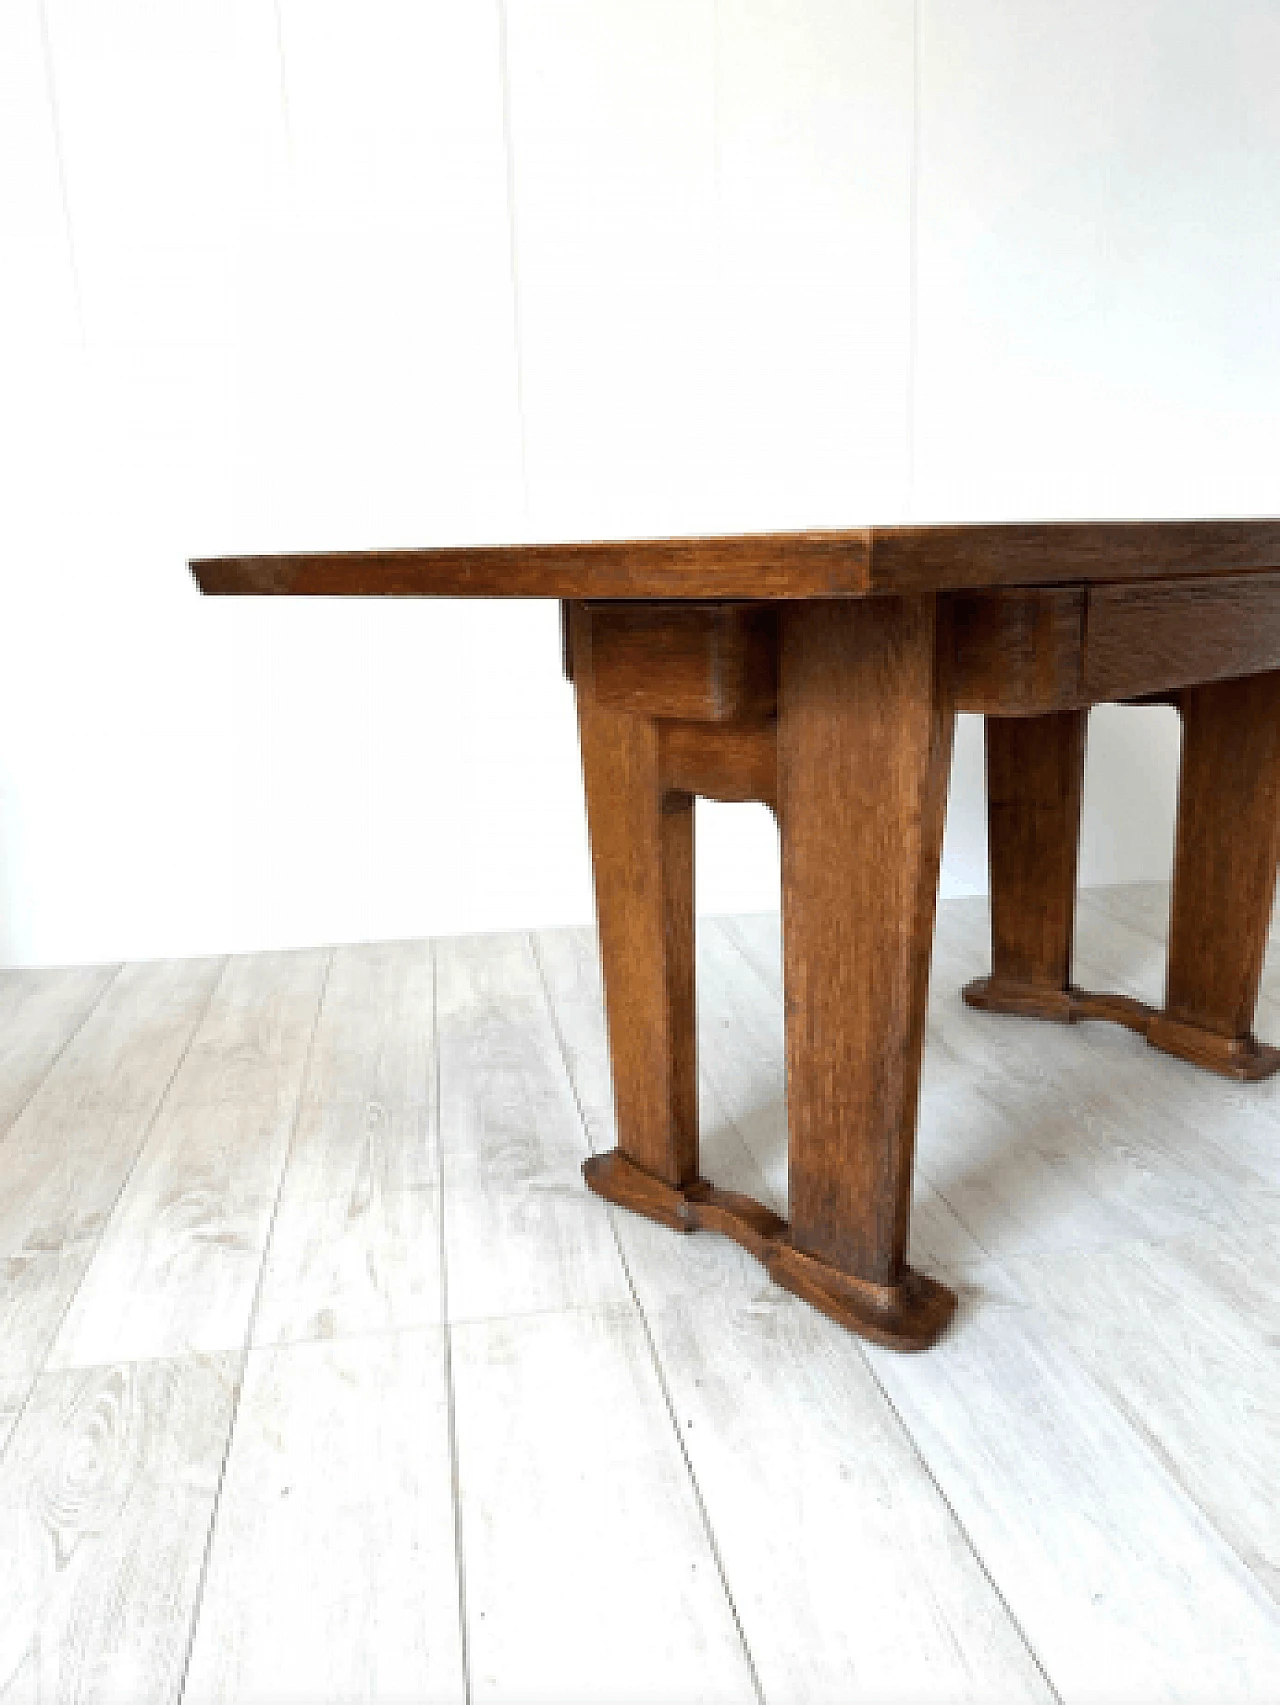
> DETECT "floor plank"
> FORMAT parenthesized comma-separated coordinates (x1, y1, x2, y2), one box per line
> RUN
(2, 892, 1278, 1701)
(629, 1223, 1053, 1705)
(867, 1307, 1280, 1702)
(435, 933, 630, 1324)
(450, 1304, 758, 1705)
(699, 916, 1019, 1294)
(279, 940, 436, 1201)
(45, 950, 330, 1370)
(0, 965, 118, 1141)
(252, 941, 442, 1347)
(0, 1374, 33, 1457)
(537, 924, 1050, 1702)
(182, 1330, 465, 1704)
(252, 1182, 443, 1348)
(0, 1353, 241, 1702)
(930, 899, 1280, 1241)
(0, 957, 226, 1379)
(1008, 1236, 1280, 1609)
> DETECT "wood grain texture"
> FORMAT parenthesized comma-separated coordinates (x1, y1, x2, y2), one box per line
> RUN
(0, 1353, 241, 1702)
(929, 898, 1277, 1259)
(777, 597, 955, 1326)
(0, 957, 225, 1379)
(45, 950, 330, 1370)
(435, 932, 631, 1324)
(658, 719, 777, 808)
(711, 912, 1022, 1296)
(450, 1305, 758, 1704)
(575, 601, 777, 722)
(182, 1331, 464, 1704)
(868, 1310, 1280, 1701)
(0, 965, 118, 1141)
(633, 1278, 1053, 1705)
(974, 710, 1087, 997)
(0, 1375, 33, 1457)
(950, 587, 1085, 714)
(252, 1183, 443, 1348)
(1161, 672, 1280, 1052)
(532, 923, 783, 1217)
(584, 1149, 961, 1352)
(192, 518, 1280, 601)
(280, 940, 436, 1200)
(535, 926, 1054, 1702)
(572, 604, 699, 1188)
(250, 940, 442, 1346)
(866, 519, 1280, 594)
(1008, 1238, 1280, 1607)
(192, 530, 873, 601)
(1084, 572, 1280, 701)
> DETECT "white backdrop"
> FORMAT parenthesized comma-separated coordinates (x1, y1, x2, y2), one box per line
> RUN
(1, 0, 1276, 968)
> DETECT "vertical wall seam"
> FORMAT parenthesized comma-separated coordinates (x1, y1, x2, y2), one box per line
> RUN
(496, 0, 531, 516)
(272, 0, 294, 164)
(35, 0, 86, 344)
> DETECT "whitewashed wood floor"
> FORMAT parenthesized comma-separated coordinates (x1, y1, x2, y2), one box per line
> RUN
(1, 882, 1279, 1703)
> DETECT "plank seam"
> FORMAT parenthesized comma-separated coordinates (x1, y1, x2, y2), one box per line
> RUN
(529, 932, 767, 1705)
(858, 1350, 1065, 1704)
(175, 947, 336, 1704)
(0, 963, 123, 1151)
(434, 942, 474, 1705)
(0, 960, 227, 1474)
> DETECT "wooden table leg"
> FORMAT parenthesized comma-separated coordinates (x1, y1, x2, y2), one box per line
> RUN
(572, 595, 957, 1348)
(774, 597, 958, 1350)
(573, 658, 699, 1200)
(1147, 673, 1280, 1080)
(964, 710, 1088, 1021)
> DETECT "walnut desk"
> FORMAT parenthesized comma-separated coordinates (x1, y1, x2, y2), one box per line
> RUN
(193, 520, 1280, 1351)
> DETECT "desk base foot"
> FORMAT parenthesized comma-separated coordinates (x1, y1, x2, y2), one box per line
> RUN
(962, 975, 1280, 1082)
(583, 1149, 957, 1352)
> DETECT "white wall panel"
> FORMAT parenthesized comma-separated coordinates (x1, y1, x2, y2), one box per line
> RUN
(713, 0, 915, 528)
(1, 1, 1273, 964)
(501, 0, 722, 540)
(913, 0, 1280, 521)
(914, 0, 1280, 890)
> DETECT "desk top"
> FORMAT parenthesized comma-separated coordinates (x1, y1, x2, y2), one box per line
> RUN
(192, 518, 1280, 602)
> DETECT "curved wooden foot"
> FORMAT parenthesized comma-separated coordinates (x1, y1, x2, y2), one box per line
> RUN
(583, 1150, 957, 1353)
(962, 975, 1280, 1082)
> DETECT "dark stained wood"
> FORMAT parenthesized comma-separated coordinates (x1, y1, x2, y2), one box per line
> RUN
(1150, 672, 1280, 1080)
(950, 588, 1085, 714)
(571, 607, 699, 1188)
(582, 1150, 954, 1352)
(191, 517, 1280, 603)
(866, 519, 1280, 594)
(658, 720, 777, 809)
(967, 677, 1280, 1083)
(775, 596, 956, 1347)
(963, 710, 1088, 1020)
(192, 532, 873, 602)
(574, 602, 777, 722)
(1083, 572, 1280, 702)
(191, 519, 1280, 1348)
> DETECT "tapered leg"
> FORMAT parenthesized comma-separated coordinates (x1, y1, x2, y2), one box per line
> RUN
(964, 710, 1088, 1020)
(572, 622, 698, 1190)
(1148, 673, 1280, 1079)
(775, 597, 957, 1349)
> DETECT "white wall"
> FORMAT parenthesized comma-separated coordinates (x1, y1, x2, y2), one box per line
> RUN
(1, 0, 1276, 968)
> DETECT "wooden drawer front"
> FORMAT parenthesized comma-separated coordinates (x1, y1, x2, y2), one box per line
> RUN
(1082, 572, 1280, 702)
(575, 602, 778, 723)
(950, 571, 1280, 715)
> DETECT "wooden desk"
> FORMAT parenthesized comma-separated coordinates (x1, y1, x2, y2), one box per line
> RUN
(194, 519, 1280, 1351)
